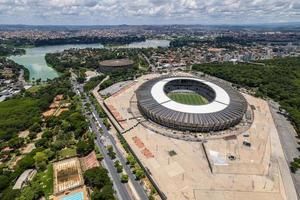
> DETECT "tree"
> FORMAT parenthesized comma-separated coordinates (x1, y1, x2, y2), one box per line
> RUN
(29, 122, 42, 133)
(51, 140, 65, 152)
(91, 185, 115, 200)
(114, 161, 123, 173)
(41, 129, 53, 139)
(35, 138, 49, 148)
(0, 175, 9, 190)
(84, 167, 111, 189)
(121, 174, 128, 183)
(1, 188, 21, 200)
(44, 149, 55, 161)
(76, 140, 94, 156)
(290, 157, 300, 173)
(33, 152, 48, 170)
(17, 155, 35, 170)
(28, 132, 37, 140)
(107, 145, 116, 159)
(103, 118, 111, 129)
(7, 137, 24, 149)
(17, 181, 44, 200)
(148, 195, 155, 200)
(135, 168, 145, 180)
(77, 76, 85, 84)
(126, 154, 136, 167)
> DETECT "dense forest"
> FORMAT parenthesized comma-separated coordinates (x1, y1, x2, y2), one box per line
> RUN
(0, 75, 74, 141)
(192, 57, 300, 135)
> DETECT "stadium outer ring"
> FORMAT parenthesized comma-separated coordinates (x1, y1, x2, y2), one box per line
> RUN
(136, 76, 248, 132)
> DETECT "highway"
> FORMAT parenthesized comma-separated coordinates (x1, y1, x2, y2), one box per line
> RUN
(71, 75, 132, 200)
(83, 88, 148, 200)
(71, 72, 148, 200)
(269, 101, 300, 199)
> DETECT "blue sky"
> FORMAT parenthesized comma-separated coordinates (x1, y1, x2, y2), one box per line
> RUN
(0, 0, 299, 25)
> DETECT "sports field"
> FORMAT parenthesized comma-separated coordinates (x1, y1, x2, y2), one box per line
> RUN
(168, 92, 208, 105)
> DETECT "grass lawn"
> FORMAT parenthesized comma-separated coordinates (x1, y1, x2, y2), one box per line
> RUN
(59, 147, 77, 159)
(168, 92, 208, 105)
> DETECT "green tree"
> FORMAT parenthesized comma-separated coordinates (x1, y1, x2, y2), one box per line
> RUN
(84, 167, 111, 189)
(103, 118, 111, 129)
(17, 155, 35, 170)
(76, 140, 94, 156)
(33, 152, 48, 170)
(17, 181, 44, 200)
(35, 138, 49, 148)
(290, 157, 300, 173)
(135, 168, 145, 180)
(107, 145, 116, 159)
(7, 137, 24, 149)
(121, 174, 128, 183)
(114, 160, 123, 173)
(91, 185, 115, 200)
(126, 154, 136, 167)
(29, 122, 42, 133)
(0, 175, 9, 190)
(1, 188, 21, 200)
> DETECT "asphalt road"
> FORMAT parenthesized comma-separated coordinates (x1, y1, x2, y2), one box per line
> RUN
(70, 75, 132, 200)
(269, 101, 300, 199)
(92, 118, 132, 200)
(72, 74, 148, 200)
(84, 90, 148, 200)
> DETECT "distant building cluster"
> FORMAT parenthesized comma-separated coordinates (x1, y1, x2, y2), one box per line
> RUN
(0, 59, 28, 102)
(150, 42, 300, 70)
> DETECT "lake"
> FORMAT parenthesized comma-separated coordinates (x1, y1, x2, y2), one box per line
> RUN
(10, 39, 170, 81)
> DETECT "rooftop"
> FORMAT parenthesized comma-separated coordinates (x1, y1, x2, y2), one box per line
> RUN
(99, 58, 134, 67)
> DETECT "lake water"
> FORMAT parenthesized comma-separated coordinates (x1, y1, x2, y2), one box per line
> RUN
(10, 43, 104, 81)
(10, 40, 169, 81)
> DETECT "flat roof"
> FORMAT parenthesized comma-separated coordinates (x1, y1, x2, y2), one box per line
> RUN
(151, 77, 230, 114)
(100, 58, 134, 67)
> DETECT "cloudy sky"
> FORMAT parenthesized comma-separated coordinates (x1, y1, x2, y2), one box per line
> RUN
(0, 0, 299, 25)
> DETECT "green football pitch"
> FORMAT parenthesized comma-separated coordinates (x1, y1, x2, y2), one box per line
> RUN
(167, 92, 208, 105)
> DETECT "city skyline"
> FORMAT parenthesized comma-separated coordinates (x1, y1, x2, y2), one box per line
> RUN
(0, 0, 299, 25)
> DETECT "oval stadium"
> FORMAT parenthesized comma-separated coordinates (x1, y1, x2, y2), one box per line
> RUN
(136, 76, 248, 132)
(99, 58, 134, 73)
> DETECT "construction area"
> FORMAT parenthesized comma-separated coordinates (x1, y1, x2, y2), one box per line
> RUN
(101, 73, 297, 200)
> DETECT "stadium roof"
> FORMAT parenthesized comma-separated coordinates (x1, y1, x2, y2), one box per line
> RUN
(136, 76, 247, 132)
(100, 58, 134, 67)
(151, 77, 230, 114)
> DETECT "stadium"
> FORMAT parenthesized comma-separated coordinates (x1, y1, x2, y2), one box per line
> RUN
(136, 76, 247, 132)
(99, 58, 134, 73)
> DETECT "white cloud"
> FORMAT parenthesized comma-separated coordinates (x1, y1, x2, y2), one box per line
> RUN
(0, 0, 298, 24)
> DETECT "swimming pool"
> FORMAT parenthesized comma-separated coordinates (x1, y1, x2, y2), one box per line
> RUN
(61, 191, 84, 200)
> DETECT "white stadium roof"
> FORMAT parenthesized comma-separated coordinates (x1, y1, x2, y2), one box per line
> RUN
(151, 77, 230, 114)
